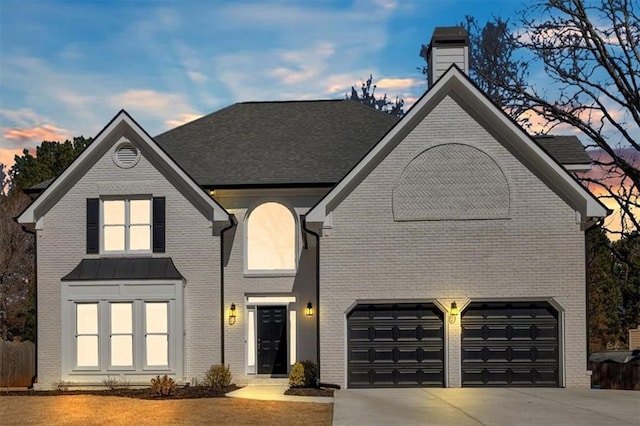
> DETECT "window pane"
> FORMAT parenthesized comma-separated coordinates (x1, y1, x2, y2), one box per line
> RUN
(130, 199, 150, 224)
(247, 202, 296, 270)
(77, 336, 98, 367)
(146, 303, 167, 333)
(111, 335, 133, 366)
(111, 303, 132, 333)
(104, 200, 125, 225)
(77, 304, 98, 334)
(129, 225, 150, 251)
(104, 226, 125, 251)
(146, 335, 168, 366)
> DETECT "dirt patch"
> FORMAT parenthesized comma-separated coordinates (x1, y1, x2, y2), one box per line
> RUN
(285, 387, 334, 397)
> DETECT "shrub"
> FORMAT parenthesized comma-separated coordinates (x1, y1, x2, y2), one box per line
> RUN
(288, 360, 318, 388)
(53, 380, 72, 392)
(204, 364, 232, 389)
(150, 374, 176, 397)
(103, 376, 130, 390)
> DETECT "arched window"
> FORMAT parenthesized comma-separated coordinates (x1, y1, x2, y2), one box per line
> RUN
(246, 202, 297, 271)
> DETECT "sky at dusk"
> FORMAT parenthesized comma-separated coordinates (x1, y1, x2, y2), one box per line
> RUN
(0, 0, 531, 169)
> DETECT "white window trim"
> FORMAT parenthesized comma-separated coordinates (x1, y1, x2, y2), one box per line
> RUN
(244, 297, 296, 375)
(100, 196, 152, 255)
(144, 302, 170, 369)
(243, 200, 300, 277)
(109, 302, 134, 370)
(73, 303, 100, 371)
(61, 280, 183, 382)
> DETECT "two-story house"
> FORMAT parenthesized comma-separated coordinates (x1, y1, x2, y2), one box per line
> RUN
(18, 27, 607, 390)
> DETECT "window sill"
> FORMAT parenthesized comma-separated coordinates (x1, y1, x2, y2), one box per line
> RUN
(243, 270, 297, 278)
(99, 252, 153, 257)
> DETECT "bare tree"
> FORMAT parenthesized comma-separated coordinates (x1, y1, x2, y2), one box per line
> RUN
(0, 192, 34, 341)
(513, 0, 639, 235)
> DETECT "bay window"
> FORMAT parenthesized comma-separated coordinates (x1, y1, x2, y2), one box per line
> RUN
(62, 280, 182, 379)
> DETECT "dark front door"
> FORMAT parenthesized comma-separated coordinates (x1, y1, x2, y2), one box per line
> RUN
(257, 306, 288, 375)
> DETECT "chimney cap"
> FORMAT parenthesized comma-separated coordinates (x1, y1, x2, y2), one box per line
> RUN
(429, 26, 469, 48)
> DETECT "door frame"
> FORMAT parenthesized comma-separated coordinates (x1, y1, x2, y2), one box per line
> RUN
(245, 295, 296, 375)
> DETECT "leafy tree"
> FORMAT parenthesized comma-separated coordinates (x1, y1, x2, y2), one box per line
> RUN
(587, 227, 640, 350)
(10, 136, 92, 191)
(1, 136, 91, 341)
(348, 74, 405, 118)
(612, 232, 640, 342)
(587, 227, 622, 349)
(0, 191, 35, 341)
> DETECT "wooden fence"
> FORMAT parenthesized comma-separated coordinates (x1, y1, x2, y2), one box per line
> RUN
(0, 340, 35, 388)
(589, 360, 640, 390)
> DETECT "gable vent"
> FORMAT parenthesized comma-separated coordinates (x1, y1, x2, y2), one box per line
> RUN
(113, 141, 140, 168)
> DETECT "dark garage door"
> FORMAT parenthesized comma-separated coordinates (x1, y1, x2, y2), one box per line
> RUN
(347, 303, 444, 388)
(461, 301, 559, 387)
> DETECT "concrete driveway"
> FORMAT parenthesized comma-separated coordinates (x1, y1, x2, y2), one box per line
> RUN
(332, 388, 640, 426)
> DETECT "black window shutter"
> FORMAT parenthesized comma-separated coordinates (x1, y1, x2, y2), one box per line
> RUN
(153, 197, 166, 253)
(86, 198, 99, 254)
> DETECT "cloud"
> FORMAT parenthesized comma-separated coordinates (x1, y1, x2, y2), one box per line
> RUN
(368, 0, 399, 12)
(0, 108, 72, 157)
(187, 71, 207, 84)
(166, 113, 203, 128)
(4, 125, 69, 143)
(374, 78, 421, 90)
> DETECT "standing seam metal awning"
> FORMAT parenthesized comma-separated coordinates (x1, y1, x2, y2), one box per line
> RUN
(62, 257, 184, 281)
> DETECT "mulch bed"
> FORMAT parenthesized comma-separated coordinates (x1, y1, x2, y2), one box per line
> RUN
(2, 384, 335, 399)
(284, 387, 334, 397)
(0, 384, 240, 399)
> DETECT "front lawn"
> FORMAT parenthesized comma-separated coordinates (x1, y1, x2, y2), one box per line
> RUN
(0, 395, 333, 425)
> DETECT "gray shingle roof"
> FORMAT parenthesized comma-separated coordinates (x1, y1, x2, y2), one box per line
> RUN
(27, 101, 592, 194)
(62, 257, 184, 281)
(154, 100, 399, 187)
(532, 135, 591, 165)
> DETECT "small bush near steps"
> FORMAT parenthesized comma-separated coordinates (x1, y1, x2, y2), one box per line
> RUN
(288, 360, 318, 388)
(286, 360, 335, 397)
(204, 364, 232, 389)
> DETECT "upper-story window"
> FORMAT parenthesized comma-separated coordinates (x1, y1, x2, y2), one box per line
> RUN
(246, 202, 297, 272)
(103, 198, 151, 252)
(87, 197, 165, 255)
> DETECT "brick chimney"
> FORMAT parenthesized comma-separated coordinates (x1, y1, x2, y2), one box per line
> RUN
(427, 26, 469, 87)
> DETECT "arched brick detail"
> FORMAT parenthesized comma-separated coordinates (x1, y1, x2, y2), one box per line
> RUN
(392, 144, 510, 221)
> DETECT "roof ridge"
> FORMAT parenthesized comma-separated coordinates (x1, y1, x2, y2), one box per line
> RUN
(237, 99, 344, 105)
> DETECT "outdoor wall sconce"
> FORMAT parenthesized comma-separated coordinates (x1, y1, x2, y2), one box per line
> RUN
(305, 301, 314, 316)
(229, 303, 237, 325)
(449, 301, 459, 324)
